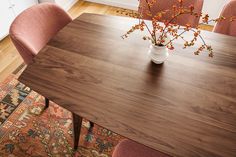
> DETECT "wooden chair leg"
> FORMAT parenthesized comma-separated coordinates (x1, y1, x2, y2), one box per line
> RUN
(44, 97, 49, 110)
(88, 121, 94, 133)
(72, 113, 83, 150)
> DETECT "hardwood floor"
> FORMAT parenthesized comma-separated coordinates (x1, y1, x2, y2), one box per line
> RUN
(0, 37, 23, 82)
(68, 0, 133, 19)
(0, 0, 213, 82)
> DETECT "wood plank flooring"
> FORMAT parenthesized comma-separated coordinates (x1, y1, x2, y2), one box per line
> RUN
(0, 37, 23, 82)
(0, 0, 213, 82)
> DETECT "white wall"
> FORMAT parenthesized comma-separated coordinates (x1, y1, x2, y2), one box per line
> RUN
(85, 0, 138, 10)
(202, 0, 228, 19)
(85, 0, 229, 24)
(39, 0, 78, 10)
(0, 0, 38, 40)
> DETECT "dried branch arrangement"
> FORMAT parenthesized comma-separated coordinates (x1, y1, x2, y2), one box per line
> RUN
(119, 0, 235, 57)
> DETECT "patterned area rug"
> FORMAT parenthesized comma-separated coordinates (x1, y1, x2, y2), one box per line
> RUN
(0, 74, 125, 157)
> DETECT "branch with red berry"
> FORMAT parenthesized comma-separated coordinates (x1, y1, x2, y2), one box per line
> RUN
(120, 0, 235, 57)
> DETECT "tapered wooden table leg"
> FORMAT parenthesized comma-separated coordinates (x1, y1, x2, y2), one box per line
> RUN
(72, 113, 83, 150)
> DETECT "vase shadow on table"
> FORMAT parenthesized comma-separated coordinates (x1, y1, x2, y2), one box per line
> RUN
(145, 61, 165, 85)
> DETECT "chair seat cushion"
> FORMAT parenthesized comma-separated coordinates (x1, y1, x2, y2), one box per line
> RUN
(113, 140, 171, 157)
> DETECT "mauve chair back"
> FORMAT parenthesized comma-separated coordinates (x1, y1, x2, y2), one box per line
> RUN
(9, 3, 72, 64)
(138, 0, 204, 28)
(213, 0, 236, 36)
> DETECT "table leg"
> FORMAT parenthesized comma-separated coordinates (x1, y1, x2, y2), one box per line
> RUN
(72, 113, 83, 150)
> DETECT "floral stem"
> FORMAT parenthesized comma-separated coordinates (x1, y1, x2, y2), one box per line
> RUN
(165, 30, 187, 46)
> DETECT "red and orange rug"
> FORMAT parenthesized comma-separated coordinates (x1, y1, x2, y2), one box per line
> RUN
(0, 74, 125, 157)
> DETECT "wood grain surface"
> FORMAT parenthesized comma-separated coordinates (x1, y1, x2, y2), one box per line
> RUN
(0, 0, 213, 83)
(19, 13, 236, 157)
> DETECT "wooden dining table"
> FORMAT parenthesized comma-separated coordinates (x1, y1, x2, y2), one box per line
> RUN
(18, 13, 236, 157)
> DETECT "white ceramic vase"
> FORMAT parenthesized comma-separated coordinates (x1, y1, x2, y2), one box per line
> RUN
(148, 44, 169, 64)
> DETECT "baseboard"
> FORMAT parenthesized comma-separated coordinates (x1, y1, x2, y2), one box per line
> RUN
(64, 0, 79, 11)
(85, 0, 138, 10)
(39, 0, 78, 11)
(0, 34, 8, 41)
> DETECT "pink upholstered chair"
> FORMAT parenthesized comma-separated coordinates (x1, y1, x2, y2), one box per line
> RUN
(113, 139, 171, 157)
(139, 0, 204, 28)
(9, 4, 95, 150)
(9, 3, 72, 64)
(213, 0, 236, 36)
